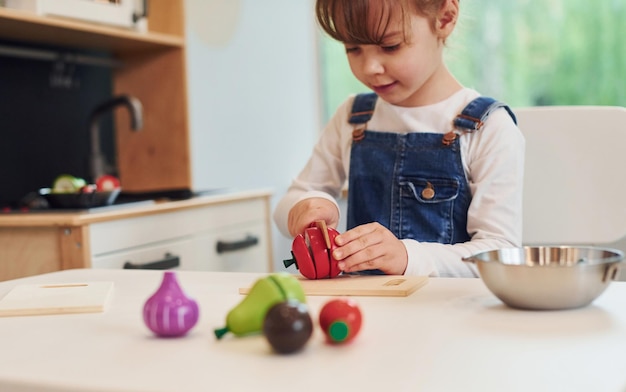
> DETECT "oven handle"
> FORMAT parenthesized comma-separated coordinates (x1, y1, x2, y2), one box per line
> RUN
(123, 252, 180, 270)
(216, 235, 259, 254)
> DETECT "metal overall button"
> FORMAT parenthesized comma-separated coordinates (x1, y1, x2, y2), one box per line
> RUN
(442, 131, 457, 146)
(352, 127, 366, 142)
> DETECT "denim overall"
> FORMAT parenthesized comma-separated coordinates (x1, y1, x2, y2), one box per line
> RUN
(347, 93, 517, 274)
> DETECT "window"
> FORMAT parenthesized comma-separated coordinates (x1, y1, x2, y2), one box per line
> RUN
(318, 0, 625, 121)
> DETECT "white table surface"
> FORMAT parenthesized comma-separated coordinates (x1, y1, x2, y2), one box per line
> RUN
(0, 268, 625, 392)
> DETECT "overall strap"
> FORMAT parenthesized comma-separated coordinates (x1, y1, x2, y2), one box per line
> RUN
(349, 93, 378, 125)
(454, 96, 517, 132)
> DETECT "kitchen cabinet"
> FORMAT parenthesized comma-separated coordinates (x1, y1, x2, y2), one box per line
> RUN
(89, 193, 271, 272)
(0, 190, 274, 281)
(0, 3, 278, 278)
(0, 0, 191, 193)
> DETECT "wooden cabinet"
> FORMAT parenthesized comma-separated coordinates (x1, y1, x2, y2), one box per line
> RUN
(0, 0, 192, 193)
(0, 190, 274, 281)
(0, 226, 86, 280)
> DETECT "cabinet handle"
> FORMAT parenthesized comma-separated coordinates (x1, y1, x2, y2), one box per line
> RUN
(216, 235, 259, 254)
(123, 253, 180, 270)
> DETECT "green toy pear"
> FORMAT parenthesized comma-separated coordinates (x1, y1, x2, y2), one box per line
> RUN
(214, 273, 306, 339)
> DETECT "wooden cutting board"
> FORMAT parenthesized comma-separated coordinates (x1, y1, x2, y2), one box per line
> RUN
(240, 275, 428, 297)
(0, 282, 114, 317)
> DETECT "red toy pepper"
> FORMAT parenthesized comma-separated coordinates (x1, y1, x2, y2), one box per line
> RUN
(283, 222, 341, 280)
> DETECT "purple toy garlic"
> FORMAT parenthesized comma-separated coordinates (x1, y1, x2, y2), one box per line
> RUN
(143, 271, 199, 337)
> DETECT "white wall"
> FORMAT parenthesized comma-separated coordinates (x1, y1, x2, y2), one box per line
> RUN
(185, 0, 321, 271)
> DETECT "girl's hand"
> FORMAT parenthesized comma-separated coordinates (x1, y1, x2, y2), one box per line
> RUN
(332, 222, 408, 275)
(287, 197, 339, 237)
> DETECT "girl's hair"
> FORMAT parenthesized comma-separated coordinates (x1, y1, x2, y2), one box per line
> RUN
(316, 0, 450, 45)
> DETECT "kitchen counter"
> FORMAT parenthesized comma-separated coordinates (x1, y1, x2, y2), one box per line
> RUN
(0, 189, 273, 280)
(0, 268, 625, 392)
(0, 189, 271, 227)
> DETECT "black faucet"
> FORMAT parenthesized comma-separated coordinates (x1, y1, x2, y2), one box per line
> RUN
(89, 95, 143, 182)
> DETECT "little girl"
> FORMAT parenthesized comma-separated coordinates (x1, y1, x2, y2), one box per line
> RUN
(274, 0, 525, 277)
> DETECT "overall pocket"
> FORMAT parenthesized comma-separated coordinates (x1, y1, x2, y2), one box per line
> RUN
(398, 177, 461, 242)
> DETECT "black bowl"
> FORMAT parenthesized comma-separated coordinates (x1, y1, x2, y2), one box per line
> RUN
(39, 188, 121, 209)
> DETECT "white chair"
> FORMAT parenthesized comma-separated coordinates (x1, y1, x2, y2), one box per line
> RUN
(515, 106, 626, 280)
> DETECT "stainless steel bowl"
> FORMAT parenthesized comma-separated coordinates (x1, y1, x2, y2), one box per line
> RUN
(463, 246, 623, 310)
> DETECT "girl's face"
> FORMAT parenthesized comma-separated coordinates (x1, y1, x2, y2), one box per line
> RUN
(343, 4, 452, 107)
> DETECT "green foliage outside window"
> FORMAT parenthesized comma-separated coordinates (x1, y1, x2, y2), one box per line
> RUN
(318, 0, 626, 121)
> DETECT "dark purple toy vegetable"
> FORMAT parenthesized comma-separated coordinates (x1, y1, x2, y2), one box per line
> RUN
(263, 300, 313, 354)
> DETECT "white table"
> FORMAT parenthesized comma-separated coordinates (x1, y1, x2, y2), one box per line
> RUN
(0, 269, 625, 392)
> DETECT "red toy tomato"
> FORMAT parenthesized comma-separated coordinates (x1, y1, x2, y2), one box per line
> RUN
(319, 298, 362, 344)
(95, 175, 121, 191)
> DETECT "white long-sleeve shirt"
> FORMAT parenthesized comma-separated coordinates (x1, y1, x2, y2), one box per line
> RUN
(274, 88, 525, 277)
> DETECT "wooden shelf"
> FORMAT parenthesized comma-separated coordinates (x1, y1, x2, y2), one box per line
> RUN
(0, 7, 184, 54)
(0, 0, 191, 197)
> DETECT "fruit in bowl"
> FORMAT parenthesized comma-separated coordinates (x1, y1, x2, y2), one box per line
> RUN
(95, 174, 121, 192)
(52, 174, 87, 193)
(41, 174, 121, 208)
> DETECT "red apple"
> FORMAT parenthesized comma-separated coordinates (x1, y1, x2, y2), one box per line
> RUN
(95, 175, 121, 191)
(80, 184, 97, 193)
(319, 298, 362, 344)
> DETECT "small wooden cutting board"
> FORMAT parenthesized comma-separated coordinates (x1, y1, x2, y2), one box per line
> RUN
(240, 275, 428, 297)
(0, 282, 114, 317)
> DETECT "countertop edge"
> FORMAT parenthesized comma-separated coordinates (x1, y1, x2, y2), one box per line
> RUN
(0, 188, 273, 227)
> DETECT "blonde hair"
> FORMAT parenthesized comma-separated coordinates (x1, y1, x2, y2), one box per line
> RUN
(315, 0, 451, 45)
